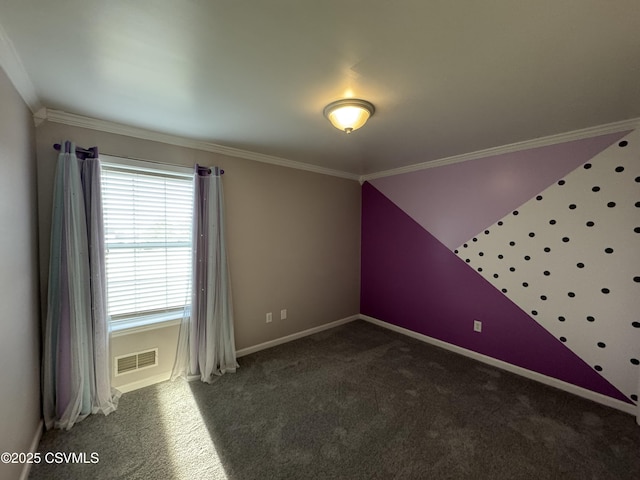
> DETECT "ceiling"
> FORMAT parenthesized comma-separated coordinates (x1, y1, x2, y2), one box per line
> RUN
(1, 0, 639, 176)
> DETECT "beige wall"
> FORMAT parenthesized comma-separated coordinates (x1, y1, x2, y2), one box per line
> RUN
(35, 121, 361, 388)
(0, 68, 41, 479)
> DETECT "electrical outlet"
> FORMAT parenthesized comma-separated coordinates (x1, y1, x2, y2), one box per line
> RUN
(266, 312, 272, 323)
(473, 320, 482, 332)
(280, 309, 287, 320)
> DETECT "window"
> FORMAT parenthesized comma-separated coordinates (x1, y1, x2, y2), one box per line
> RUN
(101, 156, 193, 330)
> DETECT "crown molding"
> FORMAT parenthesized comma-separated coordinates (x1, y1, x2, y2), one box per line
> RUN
(35, 108, 640, 184)
(41, 108, 360, 181)
(0, 21, 41, 113)
(33, 107, 47, 126)
(359, 117, 640, 183)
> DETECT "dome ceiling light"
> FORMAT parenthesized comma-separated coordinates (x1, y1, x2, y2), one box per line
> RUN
(323, 99, 375, 134)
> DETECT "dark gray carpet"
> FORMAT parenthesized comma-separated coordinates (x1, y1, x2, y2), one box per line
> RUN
(30, 320, 640, 479)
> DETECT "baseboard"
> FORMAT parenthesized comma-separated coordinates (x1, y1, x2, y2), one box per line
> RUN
(19, 419, 43, 480)
(236, 314, 359, 358)
(360, 314, 636, 416)
(115, 315, 360, 391)
(115, 372, 171, 393)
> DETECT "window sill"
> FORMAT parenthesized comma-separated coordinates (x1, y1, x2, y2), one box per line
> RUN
(110, 312, 185, 337)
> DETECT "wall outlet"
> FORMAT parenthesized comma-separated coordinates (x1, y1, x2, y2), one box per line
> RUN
(280, 309, 287, 320)
(266, 312, 272, 323)
(473, 319, 482, 332)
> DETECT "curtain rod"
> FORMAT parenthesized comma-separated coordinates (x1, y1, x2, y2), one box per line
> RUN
(53, 143, 224, 174)
(196, 164, 224, 176)
(111, 155, 224, 174)
(53, 142, 98, 159)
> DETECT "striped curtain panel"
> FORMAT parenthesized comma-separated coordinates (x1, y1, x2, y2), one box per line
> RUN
(172, 165, 238, 383)
(42, 141, 120, 430)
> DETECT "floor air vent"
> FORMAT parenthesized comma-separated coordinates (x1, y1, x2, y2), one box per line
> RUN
(115, 348, 158, 376)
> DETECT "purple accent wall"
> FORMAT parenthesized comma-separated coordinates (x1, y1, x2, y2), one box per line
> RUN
(360, 182, 629, 402)
(370, 132, 629, 250)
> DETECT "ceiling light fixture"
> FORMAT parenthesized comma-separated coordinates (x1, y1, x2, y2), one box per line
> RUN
(323, 98, 375, 134)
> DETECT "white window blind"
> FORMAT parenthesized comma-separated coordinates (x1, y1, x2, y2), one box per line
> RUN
(101, 161, 194, 322)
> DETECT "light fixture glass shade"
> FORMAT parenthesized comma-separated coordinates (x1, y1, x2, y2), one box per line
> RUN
(323, 99, 375, 133)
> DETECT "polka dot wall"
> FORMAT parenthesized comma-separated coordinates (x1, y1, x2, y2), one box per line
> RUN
(455, 130, 640, 403)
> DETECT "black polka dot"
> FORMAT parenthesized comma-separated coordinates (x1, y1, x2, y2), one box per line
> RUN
(549, 219, 556, 225)
(498, 221, 503, 226)
(560, 336, 567, 342)
(632, 394, 638, 401)
(586, 316, 595, 322)
(524, 256, 531, 261)
(544, 247, 551, 253)
(509, 267, 515, 272)
(493, 273, 499, 278)
(577, 263, 585, 268)
(635, 227, 640, 233)
(586, 221, 595, 227)
(529, 232, 535, 237)
(544, 270, 550, 276)
(472, 237, 478, 242)
(484, 230, 490, 235)
(604, 247, 614, 254)
(479, 252, 484, 256)
(636, 202, 640, 208)
(569, 204, 577, 210)
(636, 177, 640, 183)
(536, 195, 543, 201)
(540, 295, 547, 301)
(608, 201, 616, 208)
(594, 365, 602, 372)
(509, 241, 515, 246)
(568, 292, 575, 298)
(633, 322, 640, 328)
(634, 276, 640, 283)
(465, 259, 470, 263)
(531, 310, 538, 316)
(463, 243, 468, 248)
(631, 359, 640, 366)
(562, 237, 570, 243)
(558, 180, 565, 185)
(619, 140, 628, 147)
(601, 288, 610, 294)
(592, 186, 600, 192)
(615, 166, 624, 173)
(477, 267, 483, 272)
(513, 210, 519, 216)
(454, 249, 459, 254)
(498, 254, 504, 259)
(558, 316, 565, 322)
(501, 288, 507, 293)
(597, 342, 606, 348)
(583, 163, 592, 169)
(522, 282, 529, 287)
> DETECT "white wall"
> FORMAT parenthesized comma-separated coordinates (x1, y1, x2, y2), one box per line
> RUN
(0, 67, 42, 479)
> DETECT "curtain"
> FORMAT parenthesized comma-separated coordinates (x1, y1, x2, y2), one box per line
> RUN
(43, 141, 120, 430)
(172, 165, 238, 382)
